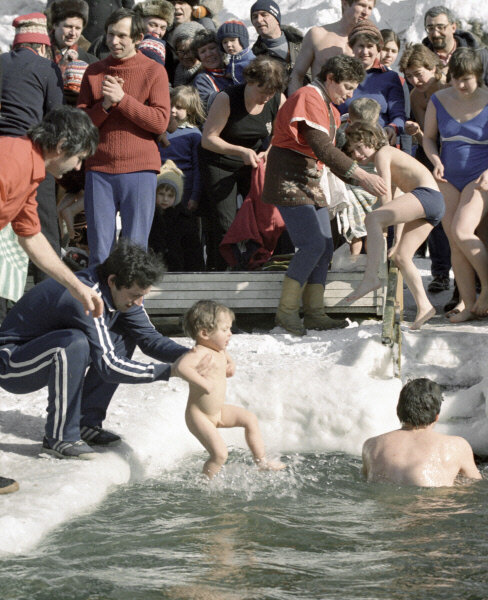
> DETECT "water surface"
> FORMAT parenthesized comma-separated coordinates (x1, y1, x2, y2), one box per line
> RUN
(2, 451, 486, 600)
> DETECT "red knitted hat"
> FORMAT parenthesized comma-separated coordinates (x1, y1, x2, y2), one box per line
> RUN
(12, 12, 51, 47)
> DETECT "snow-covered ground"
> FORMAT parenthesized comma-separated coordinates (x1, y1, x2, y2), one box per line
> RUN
(1, 0, 488, 558)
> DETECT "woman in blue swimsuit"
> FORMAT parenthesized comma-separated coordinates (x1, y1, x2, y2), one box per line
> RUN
(424, 48, 488, 322)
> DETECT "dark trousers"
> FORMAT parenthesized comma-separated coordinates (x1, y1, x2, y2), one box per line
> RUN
(0, 330, 90, 441)
(31, 173, 61, 283)
(80, 324, 136, 428)
(200, 158, 252, 270)
(428, 222, 451, 277)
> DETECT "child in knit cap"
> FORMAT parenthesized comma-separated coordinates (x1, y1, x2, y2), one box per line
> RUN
(149, 160, 203, 271)
(217, 20, 255, 85)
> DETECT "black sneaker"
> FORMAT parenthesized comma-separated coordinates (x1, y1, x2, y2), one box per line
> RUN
(444, 281, 460, 313)
(428, 275, 450, 293)
(42, 437, 96, 460)
(0, 476, 19, 495)
(80, 425, 121, 447)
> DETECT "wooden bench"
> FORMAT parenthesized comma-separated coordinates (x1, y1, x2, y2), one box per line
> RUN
(24, 249, 388, 317)
(145, 252, 387, 316)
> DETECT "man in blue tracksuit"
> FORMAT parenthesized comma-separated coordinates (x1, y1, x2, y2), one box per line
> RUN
(0, 241, 194, 460)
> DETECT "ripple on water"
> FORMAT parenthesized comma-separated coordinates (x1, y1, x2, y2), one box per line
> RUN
(1, 452, 488, 600)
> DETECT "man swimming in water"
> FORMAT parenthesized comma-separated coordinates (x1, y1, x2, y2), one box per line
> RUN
(362, 378, 482, 487)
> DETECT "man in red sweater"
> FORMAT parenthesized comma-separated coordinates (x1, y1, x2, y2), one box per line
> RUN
(77, 7, 170, 265)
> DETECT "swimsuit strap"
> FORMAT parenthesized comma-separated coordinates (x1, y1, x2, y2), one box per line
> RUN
(440, 135, 488, 145)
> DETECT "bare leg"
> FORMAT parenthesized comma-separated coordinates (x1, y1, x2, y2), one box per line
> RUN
(346, 193, 427, 302)
(349, 237, 363, 256)
(452, 182, 488, 316)
(220, 405, 285, 470)
(393, 219, 435, 329)
(439, 180, 477, 322)
(185, 409, 228, 478)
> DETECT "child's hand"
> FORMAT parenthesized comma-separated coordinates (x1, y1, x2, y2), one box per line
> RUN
(225, 352, 235, 377)
(432, 160, 447, 183)
(404, 120, 420, 136)
(187, 198, 199, 212)
(384, 126, 397, 146)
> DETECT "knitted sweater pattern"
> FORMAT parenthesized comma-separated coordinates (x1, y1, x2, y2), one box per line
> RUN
(77, 52, 170, 173)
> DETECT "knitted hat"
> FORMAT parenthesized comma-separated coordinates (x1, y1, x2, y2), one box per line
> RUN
(217, 20, 249, 50)
(348, 19, 383, 48)
(156, 160, 184, 207)
(173, 21, 205, 46)
(135, 0, 175, 29)
(138, 33, 166, 66)
(169, 0, 199, 7)
(63, 59, 88, 92)
(250, 0, 281, 25)
(12, 12, 51, 47)
(48, 0, 90, 27)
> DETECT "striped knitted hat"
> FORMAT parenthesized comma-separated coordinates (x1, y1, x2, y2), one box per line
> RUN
(63, 59, 88, 92)
(12, 12, 51, 47)
(138, 33, 166, 66)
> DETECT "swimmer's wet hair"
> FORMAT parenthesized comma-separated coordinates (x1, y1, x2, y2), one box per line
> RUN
(183, 300, 235, 339)
(344, 121, 388, 152)
(397, 378, 443, 427)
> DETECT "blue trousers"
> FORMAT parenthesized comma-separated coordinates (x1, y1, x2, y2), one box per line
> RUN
(278, 205, 334, 286)
(85, 170, 157, 266)
(0, 330, 90, 441)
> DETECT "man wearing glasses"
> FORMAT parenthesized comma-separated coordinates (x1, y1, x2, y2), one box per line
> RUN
(422, 5, 488, 85)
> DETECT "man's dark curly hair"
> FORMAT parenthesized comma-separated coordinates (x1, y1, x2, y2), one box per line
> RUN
(97, 239, 165, 289)
(397, 378, 443, 427)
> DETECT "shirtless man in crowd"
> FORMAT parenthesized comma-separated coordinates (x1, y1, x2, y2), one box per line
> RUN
(362, 378, 482, 487)
(287, 0, 375, 95)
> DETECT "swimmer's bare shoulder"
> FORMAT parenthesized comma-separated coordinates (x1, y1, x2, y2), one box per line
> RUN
(446, 434, 482, 481)
(376, 145, 437, 192)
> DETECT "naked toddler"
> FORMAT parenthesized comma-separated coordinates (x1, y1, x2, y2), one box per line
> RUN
(177, 300, 284, 478)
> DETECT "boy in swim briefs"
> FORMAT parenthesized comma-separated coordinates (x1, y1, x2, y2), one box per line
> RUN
(344, 121, 445, 329)
(177, 300, 285, 478)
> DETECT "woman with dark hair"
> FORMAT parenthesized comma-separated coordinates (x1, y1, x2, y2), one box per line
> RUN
(262, 55, 387, 335)
(339, 20, 406, 146)
(200, 55, 286, 269)
(424, 47, 488, 322)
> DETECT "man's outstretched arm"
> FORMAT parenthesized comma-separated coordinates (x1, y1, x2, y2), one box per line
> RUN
(19, 232, 103, 317)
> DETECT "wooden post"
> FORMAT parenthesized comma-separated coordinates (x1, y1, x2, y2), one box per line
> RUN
(381, 262, 403, 376)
